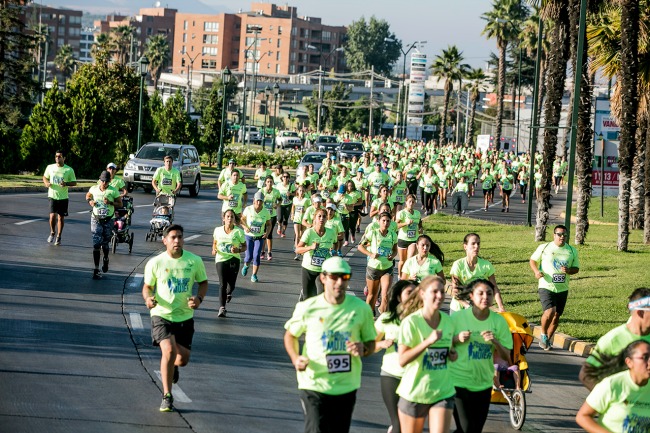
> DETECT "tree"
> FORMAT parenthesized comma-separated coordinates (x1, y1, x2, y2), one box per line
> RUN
(200, 79, 237, 166)
(112, 24, 135, 65)
(430, 46, 469, 146)
(54, 44, 76, 83)
(482, 0, 529, 148)
(144, 34, 170, 90)
(158, 90, 199, 145)
(324, 82, 351, 132)
(465, 68, 488, 146)
(0, 0, 40, 173)
(520, 9, 551, 123)
(343, 16, 400, 75)
(534, 0, 571, 242)
(92, 32, 112, 63)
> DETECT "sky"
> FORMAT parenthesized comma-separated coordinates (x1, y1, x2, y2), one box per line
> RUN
(41, 0, 498, 69)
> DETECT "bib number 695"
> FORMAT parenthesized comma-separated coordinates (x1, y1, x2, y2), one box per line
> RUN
(326, 354, 351, 373)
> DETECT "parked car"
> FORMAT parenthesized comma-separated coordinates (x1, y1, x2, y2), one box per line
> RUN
(238, 126, 262, 144)
(297, 152, 328, 173)
(337, 142, 365, 161)
(123, 142, 202, 196)
(275, 130, 303, 149)
(314, 135, 340, 152)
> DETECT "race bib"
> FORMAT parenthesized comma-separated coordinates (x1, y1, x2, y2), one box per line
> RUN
(311, 248, 329, 267)
(395, 195, 404, 203)
(162, 178, 172, 186)
(96, 205, 109, 217)
(407, 223, 417, 238)
(219, 243, 232, 253)
(281, 194, 290, 205)
(406, 173, 415, 179)
(228, 194, 239, 208)
(338, 202, 347, 212)
(295, 206, 304, 219)
(326, 354, 351, 373)
(249, 223, 262, 234)
(425, 347, 448, 366)
(552, 273, 566, 283)
(264, 200, 273, 210)
(377, 246, 391, 257)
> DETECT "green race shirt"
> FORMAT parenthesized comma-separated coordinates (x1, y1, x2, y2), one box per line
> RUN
(481, 174, 495, 190)
(362, 229, 397, 270)
(586, 370, 650, 433)
(88, 185, 120, 219)
(402, 254, 443, 281)
(255, 168, 272, 189)
(368, 171, 390, 195)
(450, 309, 513, 391)
(396, 209, 421, 242)
(276, 182, 296, 206)
(586, 324, 650, 367)
(284, 294, 377, 395)
(44, 163, 76, 200)
(391, 181, 408, 203)
(530, 242, 579, 293)
(153, 166, 181, 195)
(300, 227, 337, 272)
(375, 312, 404, 377)
(242, 205, 271, 238)
(260, 187, 282, 217)
(212, 225, 246, 263)
(220, 181, 247, 214)
(292, 197, 311, 224)
(109, 177, 126, 193)
(325, 215, 344, 237)
(397, 310, 456, 404)
(144, 250, 208, 322)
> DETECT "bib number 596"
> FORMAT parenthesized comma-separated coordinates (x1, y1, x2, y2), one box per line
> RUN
(326, 354, 351, 373)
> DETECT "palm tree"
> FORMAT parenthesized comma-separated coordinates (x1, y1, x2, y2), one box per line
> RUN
(465, 68, 488, 145)
(519, 9, 551, 125)
(482, 0, 528, 149)
(144, 34, 170, 90)
(112, 25, 135, 65)
(54, 44, 76, 82)
(533, 0, 571, 241)
(92, 33, 112, 63)
(430, 45, 470, 146)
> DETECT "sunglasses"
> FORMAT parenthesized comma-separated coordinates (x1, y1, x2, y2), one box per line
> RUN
(325, 273, 351, 281)
(554, 232, 567, 237)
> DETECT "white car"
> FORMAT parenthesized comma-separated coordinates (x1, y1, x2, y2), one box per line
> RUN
(238, 126, 262, 144)
(275, 131, 303, 149)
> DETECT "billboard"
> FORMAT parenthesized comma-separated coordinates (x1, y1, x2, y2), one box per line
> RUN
(407, 52, 426, 139)
(592, 97, 620, 197)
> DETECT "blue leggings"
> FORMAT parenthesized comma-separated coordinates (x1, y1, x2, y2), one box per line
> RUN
(244, 236, 264, 266)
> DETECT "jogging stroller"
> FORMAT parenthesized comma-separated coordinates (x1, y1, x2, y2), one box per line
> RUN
(146, 194, 175, 242)
(490, 311, 534, 430)
(110, 196, 134, 253)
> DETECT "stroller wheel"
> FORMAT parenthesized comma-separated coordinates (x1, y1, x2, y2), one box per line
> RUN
(509, 389, 526, 430)
(111, 236, 118, 254)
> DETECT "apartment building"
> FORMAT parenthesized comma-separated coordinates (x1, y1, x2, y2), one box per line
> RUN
(22, 5, 82, 62)
(172, 2, 347, 77)
(79, 28, 95, 63)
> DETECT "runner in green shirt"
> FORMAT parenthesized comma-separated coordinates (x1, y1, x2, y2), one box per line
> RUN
(480, 169, 495, 211)
(217, 170, 248, 221)
(42, 150, 77, 245)
(211, 209, 247, 318)
(241, 192, 272, 283)
(284, 257, 376, 433)
(397, 276, 457, 433)
(152, 155, 182, 196)
(400, 235, 445, 283)
(499, 171, 514, 213)
(395, 195, 423, 278)
(105, 162, 127, 196)
(295, 208, 337, 300)
(142, 224, 208, 412)
(276, 173, 296, 239)
(260, 176, 282, 261)
(291, 185, 311, 260)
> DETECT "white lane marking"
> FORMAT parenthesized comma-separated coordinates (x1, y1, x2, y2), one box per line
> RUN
(15, 219, 41, 225)
(135, 204, 152, 208)
(155, 371, 192, 402)
(77, 210, 90, 214)
(184, 234, 201, 242)
(198, 200, 213, 204)
(348, 252, 354, 256)
(466, 200, 503, 214)
(130, 313, 143, 329)
(129, 273, 144, 289)
(344, 258, 350, 262)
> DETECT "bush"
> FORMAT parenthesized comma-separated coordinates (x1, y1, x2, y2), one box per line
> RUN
(201, 147, 304, 168)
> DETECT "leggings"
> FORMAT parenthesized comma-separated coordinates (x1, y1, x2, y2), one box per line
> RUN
(347, 210, 359, 240)
(453, 386, 492, 433)
(279, 205, 291, 227)
(340, 214, 350, 240)
(407, 179, 418, 195)
(424, 192, 435, 213)
(380, 374, 401, 433)
(244, 236, 264, 266)
(267, 216, 278, 239)
(419, 186, 425, 205)
(215, 257, 240, 308)
(301, 267, 324, 299)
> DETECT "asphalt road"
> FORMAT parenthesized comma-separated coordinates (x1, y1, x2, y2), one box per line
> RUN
(0, 185, 586, 433)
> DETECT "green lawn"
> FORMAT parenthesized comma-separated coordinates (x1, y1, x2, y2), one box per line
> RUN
(423, 213, 650, 343)
(572, 196, 619, 225)
(0, 174, 97, 188)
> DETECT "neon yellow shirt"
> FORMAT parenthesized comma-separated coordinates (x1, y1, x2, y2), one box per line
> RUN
(450, 309, 513, 391)
(586, 323, 650, 367)
(144, 250, 208, 322)
(375, 312, 404, 378)
(242, 205, 271, 238)
(153, 166, 181, 195)
(276, 182, 296, 206)
(44, 163, 76, 200)
(402, 254, 443, 281)
(88, 185, 121, 219)
(284, 294, 377, 395)
(586, 370, 650, 433)
(260, 187, 281, 217)
(397, 310, 456, 403)
(255, 168, 272, 189)
(396, 209, 421, 242)
(300, 227, 337, 272)
(530, 242, 579, 293)
(292, 197, 311, 224)
(220, 181, 247, 214)
(390, 181, 408, 203)
(212, 225, 245, 263)
(362, 229, 397, 270)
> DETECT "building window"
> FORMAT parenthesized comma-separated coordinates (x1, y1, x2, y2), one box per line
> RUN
(202, 46, 217, 56)
(290, 52, 296, 61)
(181, 45, 186, 54)
(290, 64, 295, 74)
(291, 39, 297, 49)
(276, 64, 280, 74)
(58, 15, 65, 24)
(203, 34, 218, 44)
(201, 59, 217, 69)
(147, 28, 152, 35)
(268, 38, 272, 44)
(277, 39, 281, 48)
(204, 22, 219, 32)
(57, 38, 64, 47)
(183, 20, 188, 30)
(276, 51, 280, 61)
(322, 31, 331, 41)
(182, 33, 187, 42)
(181, 58, 186, 67)
(278, 26, 282, 35)
(269, 25, 273, 30)
(267, 63, 270, 69)
(291, 27, 297, 36)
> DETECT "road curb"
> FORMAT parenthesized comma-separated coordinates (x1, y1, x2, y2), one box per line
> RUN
(529, 323, 594, 358)
(559, 211, 616, 226)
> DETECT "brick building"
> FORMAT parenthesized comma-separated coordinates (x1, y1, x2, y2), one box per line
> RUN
(22, 4, 82, 63)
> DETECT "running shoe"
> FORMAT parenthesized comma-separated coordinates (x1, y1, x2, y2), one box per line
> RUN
(218, 307, 227, 318)
(55, 236, 61, 245)
(172, 366, 179, 384)
(159, 393, 174, 412)
(102, 256, 109, 273)
(337, 250, 342, 257)
(226, 293, 232, 303)
(267, 252, 272, 261)
(538, 334, 550, 351)
(363, 286, 368, 296)
(92, 269, 102, 280)
(434, 210, 438, 214)
(277, 228, 281, 235)
(343, 241, 348, 247)
(506, 208, 510, 213)
(501, 208, 506, 213)
(260, 251, 266, 260)
(294, 254, 300, 261)
(251, 274, 258, 283)
(241, 265, 249, 277)
(356, 227, 361, 234)
(280, 232, 286, 238)
(351, 237, 356, 244)
(47, 233, 55, 243)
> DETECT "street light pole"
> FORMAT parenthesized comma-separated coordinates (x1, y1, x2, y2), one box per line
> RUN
(272, 82, 280, 152)
(526, 19, 544, 227)
(455, 78, 462, 145)
(217, 66, 231, 170)
(599, 133, 605, 217)
(136, 56, 150, 152)
(369, 65, 374, 137)
(246, 26, 263, 145)
(262, 86, 271, 150)
(516, 46, 522, 154)
(183, 51, 200, 112)
(317, 65, 323, 133)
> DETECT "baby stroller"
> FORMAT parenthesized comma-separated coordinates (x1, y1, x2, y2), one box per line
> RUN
(146, 194, 175, 242)
(490, 311, 534, 430)
(111, 196, 134, 253)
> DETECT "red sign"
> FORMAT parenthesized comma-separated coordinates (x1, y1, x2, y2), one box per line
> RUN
(593, 170, 619, 187)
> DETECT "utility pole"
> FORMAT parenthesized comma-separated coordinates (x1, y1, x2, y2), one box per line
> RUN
(246, 25, 263, 145)
(317, 65, 323, 133)
(455, 79, 462, 146)
(369, 65, 374, 137)
(526, 19, 544, 227)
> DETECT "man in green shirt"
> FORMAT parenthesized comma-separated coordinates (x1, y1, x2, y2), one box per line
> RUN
(142, 224, 208, 412)
(529, 224, 580, 350)
(284, 257, 376, 433)
(152, 155, 182, 196)
(42, 150, 77, 245)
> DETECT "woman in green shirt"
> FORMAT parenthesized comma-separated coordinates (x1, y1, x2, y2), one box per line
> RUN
(375, 279, 417, 433)
(395, 194, 423, 278)
(291, 185, 310, 260)
(295, 208, 337, 300)
(358, 212, 398, 315)
(276, 173, 296, 239)
(211, 209, 247, 318)
(401, 235, 445, 283)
